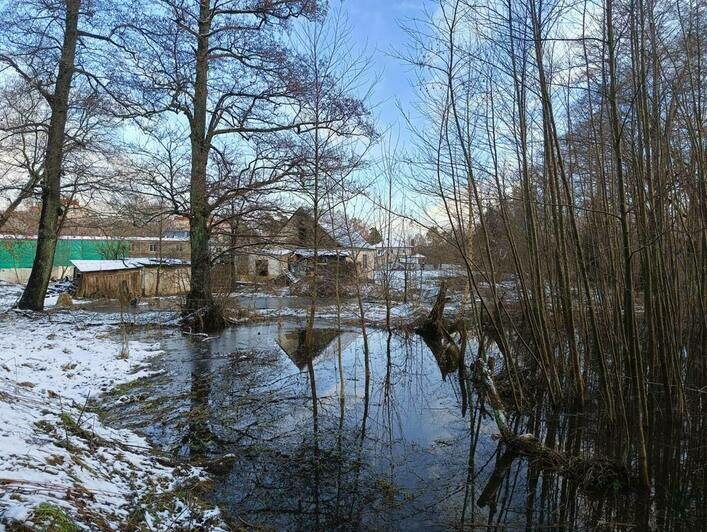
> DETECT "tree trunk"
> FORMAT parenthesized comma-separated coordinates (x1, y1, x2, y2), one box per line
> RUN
(186, 148, 213, 312)
(606, 0, 650, 487)
(17, 0, 81, 311)
(475, 356, 639, 504)
(183, 0, 223, 332)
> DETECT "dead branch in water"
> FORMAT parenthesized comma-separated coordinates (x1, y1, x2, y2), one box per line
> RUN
(414, 284, 640, 506)
(416, 281, 467, 378)
(475, 355, 641, 505)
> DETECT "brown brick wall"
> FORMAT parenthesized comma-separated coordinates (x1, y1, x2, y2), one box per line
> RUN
(128, 240, 190, 260)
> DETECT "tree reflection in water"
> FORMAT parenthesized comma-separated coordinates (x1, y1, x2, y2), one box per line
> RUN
(182, 352, 213, 457)
(105, 321, 703, 530)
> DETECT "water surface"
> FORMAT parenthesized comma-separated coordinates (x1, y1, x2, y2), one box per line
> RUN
(104, 317, 702, 530)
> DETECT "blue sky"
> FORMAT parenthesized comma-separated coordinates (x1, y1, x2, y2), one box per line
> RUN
(340, 0, 427, 134)
(335, 0, 433, 223)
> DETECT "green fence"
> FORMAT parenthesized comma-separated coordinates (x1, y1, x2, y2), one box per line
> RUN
(0, 239, 128, 269)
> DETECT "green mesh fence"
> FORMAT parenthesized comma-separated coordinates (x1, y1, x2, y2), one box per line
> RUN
(0, 239, 127, 269)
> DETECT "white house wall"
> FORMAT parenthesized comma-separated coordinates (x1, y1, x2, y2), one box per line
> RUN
(244, 254, 287, 280)
(0, 266, 71, 284)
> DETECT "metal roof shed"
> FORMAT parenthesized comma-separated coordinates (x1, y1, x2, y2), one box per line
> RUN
(71, 260, 142, 299)
(71, 259, 191, 299)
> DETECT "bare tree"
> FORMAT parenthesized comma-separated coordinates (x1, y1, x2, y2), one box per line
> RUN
(0, 0, 133, 309)
(122, 0, 326, 331)
(0, 0, 84, 310)
(0, 81, 46, 230)
(284, 3, 375, 351)
(399, 0, 704, 503)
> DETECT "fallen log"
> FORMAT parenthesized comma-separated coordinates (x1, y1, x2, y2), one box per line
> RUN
(413, 284, 639, 503)
(475, 355, 640, 505)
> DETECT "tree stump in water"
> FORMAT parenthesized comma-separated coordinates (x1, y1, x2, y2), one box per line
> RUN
(182, 300, 226, 333)
(416, 282, 466, 378)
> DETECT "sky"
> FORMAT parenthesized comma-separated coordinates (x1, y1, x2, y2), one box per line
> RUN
(331, 0, 436, 230)
(339, 0, 428, 137)
(0, 0, 434, 231)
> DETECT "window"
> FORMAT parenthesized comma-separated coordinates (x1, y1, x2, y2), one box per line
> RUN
(149, 243, 158, 252)
(255, 259, 269, 277)
(362, 254, 369, 269)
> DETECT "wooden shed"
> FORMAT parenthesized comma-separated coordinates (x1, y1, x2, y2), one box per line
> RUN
(141, 261, 191, 296)
(71, 260, 142, 299)
(71, 258, 191, 299)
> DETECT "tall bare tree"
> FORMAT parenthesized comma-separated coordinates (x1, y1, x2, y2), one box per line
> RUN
(399, 0, 704, 500)
(123, 0, 327, 331)
(0, 0, 83, 310)
(285, 4, 375, 349)
(0, 0, 132, 309)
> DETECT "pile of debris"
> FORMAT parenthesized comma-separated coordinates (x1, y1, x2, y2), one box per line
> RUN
(46, 279, 77, 297)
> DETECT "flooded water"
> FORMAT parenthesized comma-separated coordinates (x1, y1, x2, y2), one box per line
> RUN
(103, 317, 703, 530)
(108, 322, 496, 529)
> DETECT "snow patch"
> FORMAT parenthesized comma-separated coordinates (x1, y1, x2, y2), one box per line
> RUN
(0, 284, 225, 530)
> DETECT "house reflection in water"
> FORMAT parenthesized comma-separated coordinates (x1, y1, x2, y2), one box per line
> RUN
(276, 328, 358, 370)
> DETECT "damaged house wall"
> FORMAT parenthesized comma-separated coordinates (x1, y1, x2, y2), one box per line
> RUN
(240, 207, 375, 282)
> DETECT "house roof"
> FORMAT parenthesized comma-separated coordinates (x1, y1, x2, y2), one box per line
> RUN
(71, 260, 141, 272)
(134, 258, 190, 268)
(292, 248, 350, 258)
(259, 247, 292, 256)
(71, 258, 189, 273)
(373, 241, 412, 249)
(289, 207, 373, 250)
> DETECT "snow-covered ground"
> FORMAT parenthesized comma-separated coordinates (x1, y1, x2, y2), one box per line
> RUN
(0, 282, 225, 530)
(375, 265, 464, 289)
(0, 274, 462, 529)
(0, 281, 94, 311)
